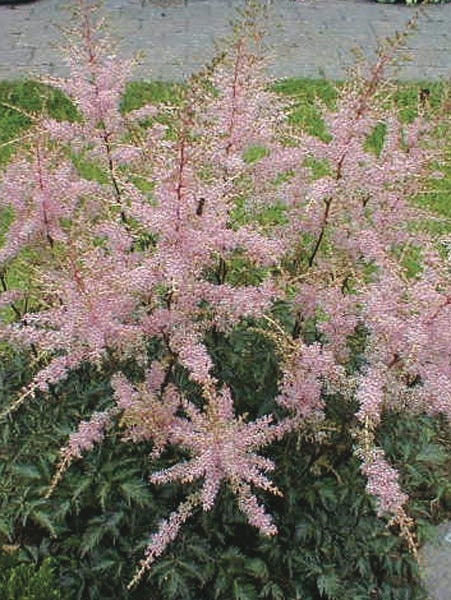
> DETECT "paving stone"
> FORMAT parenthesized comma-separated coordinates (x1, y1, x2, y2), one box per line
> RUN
(0, 0, 450, 82)
(420, 522, 451, 600)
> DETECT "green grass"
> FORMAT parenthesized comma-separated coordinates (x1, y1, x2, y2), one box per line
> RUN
(273, 78, 337, 140)
(120, 80, 184, 113)
(0, 77, 449, 294)
(0, 80, 77, 164)
(0, 77, 449, 228)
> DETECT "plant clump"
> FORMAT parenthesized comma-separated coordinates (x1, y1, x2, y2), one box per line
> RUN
(0, 0, 449, 593)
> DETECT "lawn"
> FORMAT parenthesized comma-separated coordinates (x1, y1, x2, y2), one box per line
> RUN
(1, 77, 450, 220)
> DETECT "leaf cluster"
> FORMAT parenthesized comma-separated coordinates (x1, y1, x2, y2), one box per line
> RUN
(0, 332, 450, 599)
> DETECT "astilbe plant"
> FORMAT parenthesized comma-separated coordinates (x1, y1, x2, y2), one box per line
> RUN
(0, 0, 449, 589)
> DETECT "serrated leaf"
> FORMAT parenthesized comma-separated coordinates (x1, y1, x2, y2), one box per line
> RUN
(317, 483, 338, 510)
(416, 444, 447, 465)
(11, 464, 42, 480)
(160, 568, 192, 600)
(29, 510, 57, 538)
(244, 557, 269, 581)
(98, 481, 111, 511)
(316, 572, 341, 599)
(177, 559, 207, 584)
(0, 518, 12, 541)
(79, 526, 105, 557)
(70, 476, 92, 501)
(232, 579, 259, 600)
(295, 520, 312, 542)
(119, 480, 151, 506)
(261, 581, 285, 600)
(91, 558, 116, 573)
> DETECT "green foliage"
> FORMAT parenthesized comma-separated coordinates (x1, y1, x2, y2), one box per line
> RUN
(121, 81, 185, 113)
(273, 78, 337, 140)
(0, 554, 62, 600)
(0, 81, 77, 164)
(138, 333, 449, 600)
(0, 350, 157, 599)
(377, 413, 451, 536)
(0, 329, 449, 599)
(0, 77, 449, 229)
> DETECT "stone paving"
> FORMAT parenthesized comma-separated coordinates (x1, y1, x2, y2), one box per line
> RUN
(420, 522, 451, 600)
(0, 0, 450, 82)
(0, 1, 450, 599)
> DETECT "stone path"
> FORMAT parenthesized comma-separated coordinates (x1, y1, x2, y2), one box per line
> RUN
(0, 0, 450, 82)
(420, 521, 451, 600)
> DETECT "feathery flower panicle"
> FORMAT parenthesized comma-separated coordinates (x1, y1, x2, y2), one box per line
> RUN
(362, 272, 451, 421)
(294, 284, 360, 362)
(47, 409, 112, 497)
(126, 383, 286, 587)
(271, 24, 450, 526)
(0, 142, 97, 265)
(3, 234, 150, 397)
(66, 410, 112, 460)
(43, 0, 159, 228)
(150, 386, 283, 513)
(355, 365, 387, 427)
(361, 448, 409, 517)
(53, 0, 133, 137)
(277, 341, 341, 421)
(112, 369, 180, 456)
(194, 3, 287, 168)
(128, 492, 200, 590)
